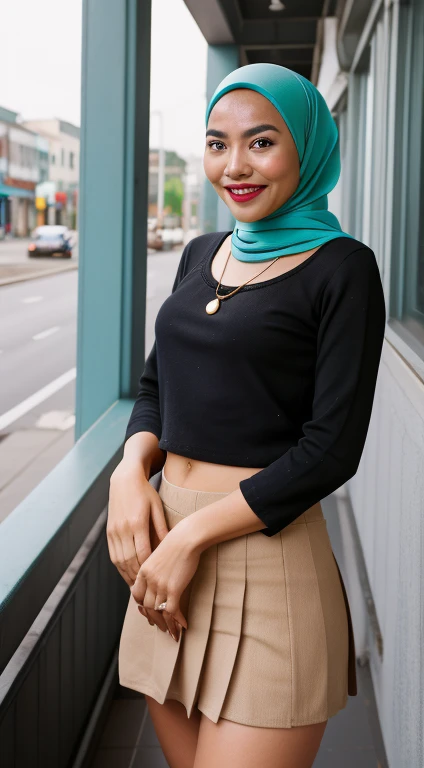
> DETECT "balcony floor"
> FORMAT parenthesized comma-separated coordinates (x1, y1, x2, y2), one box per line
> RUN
(90, 493, 388, 768)
(90, 658, 386, 768)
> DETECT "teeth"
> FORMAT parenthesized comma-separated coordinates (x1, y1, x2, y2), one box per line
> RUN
(230, 187, 261, 195)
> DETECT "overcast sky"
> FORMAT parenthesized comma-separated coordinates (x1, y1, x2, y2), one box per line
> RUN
(0, 0, 208, 159)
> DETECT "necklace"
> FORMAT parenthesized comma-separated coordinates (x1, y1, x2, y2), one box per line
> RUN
(206, 248, 283, 314)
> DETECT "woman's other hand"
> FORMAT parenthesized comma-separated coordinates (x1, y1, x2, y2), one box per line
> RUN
(107, 458, 168, 586)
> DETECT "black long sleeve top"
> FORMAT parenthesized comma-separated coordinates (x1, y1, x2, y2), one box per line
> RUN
(124, 231, 386, 537)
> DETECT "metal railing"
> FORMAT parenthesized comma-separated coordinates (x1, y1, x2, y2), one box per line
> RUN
(0, 401, 134, 768)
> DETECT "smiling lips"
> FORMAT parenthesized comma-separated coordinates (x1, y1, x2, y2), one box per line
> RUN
(225, 184, 267, 202)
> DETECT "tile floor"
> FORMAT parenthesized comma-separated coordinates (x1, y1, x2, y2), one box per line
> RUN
(91, 660, 387, 768)
(91, 496, 388, 767)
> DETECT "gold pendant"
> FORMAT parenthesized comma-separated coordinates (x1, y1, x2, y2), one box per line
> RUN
(206, 298, 220, 314)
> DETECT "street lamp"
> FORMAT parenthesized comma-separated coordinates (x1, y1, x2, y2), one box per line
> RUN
(150, 110, 165, 228)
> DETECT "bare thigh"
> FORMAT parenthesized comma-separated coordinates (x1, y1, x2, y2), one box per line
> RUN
(145, 695, 201, 768)
(193, 714, 328, 768)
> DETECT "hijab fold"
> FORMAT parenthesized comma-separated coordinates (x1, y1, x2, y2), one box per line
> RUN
(205, 63, 353, 262)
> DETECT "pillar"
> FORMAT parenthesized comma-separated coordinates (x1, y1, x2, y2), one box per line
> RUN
(76, 0, 152, 438)
(201, 44, 239, 234)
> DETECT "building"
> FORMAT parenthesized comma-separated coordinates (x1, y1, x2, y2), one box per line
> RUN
(22, 118, 80, 229)
(1, 2, 423, 766)
(0, 106, 49, 238)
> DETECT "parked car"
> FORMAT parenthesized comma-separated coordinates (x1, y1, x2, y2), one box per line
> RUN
(147, 229, 163, 250)
(28, 226, 73, 258)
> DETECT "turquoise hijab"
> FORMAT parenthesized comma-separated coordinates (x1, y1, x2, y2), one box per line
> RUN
(205, 63, 353, 262)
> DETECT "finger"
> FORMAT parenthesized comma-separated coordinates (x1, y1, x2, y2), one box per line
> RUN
(138, 605, 155, 626)
(133, 529, 152, 566)
(166, 593, 188, 630)
(106, 531, 118, 565)
(107, 535, 133, 585)
(143, 606, 167, 632)
(142, 586, 157, 612)
(131, 569, 148, 605)
(114, 535, 133, 585)
(151, 502, 169, 542)
(154, 593, 168, 612)
(163, 610, 180, 642)
(120, 533, 142, 582)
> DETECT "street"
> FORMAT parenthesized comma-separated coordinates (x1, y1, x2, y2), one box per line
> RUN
(0, 235, 79, 284)
(0, 242, 183, 520)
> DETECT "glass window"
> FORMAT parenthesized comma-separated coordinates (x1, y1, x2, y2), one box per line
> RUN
(69, 151, 74, 169)
(389, 0, 424, 355)
(61, 148, 65, 166)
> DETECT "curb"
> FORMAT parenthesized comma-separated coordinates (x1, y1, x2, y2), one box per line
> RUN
(0, 262, 79, 287)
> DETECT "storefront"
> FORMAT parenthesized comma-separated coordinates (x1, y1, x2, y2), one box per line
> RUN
(0, 182, 35, 237)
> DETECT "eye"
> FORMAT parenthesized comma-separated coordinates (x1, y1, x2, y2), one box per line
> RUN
(252, 138, 273, 149)
(207, 140, 226, 151)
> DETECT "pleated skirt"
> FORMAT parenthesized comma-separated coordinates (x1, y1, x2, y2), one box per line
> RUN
(118, 470, 357, 728)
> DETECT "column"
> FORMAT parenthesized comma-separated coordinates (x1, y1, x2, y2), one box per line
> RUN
(201, 44, 239, 234)
(76, 0, 152, 438)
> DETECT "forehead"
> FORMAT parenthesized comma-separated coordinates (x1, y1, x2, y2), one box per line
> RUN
(207, 88, 283, 125)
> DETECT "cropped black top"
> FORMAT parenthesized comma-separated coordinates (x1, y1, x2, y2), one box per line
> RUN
(124, 231, 386, 536)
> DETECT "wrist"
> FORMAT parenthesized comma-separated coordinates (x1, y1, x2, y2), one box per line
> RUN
(114, 456, 151, 482)
(175, 514, 209, 555)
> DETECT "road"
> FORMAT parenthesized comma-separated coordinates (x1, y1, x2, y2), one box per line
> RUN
(0, 236, 79, 284)
(0, 245, 183, 520)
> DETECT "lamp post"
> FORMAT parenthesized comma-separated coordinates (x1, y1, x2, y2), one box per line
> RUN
(150, 110, 165, 228)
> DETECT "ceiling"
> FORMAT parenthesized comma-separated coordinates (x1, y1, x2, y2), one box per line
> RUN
(183, 0, 339, 82)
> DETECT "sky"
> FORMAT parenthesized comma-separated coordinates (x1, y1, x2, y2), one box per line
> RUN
(0, 0, 208, 159)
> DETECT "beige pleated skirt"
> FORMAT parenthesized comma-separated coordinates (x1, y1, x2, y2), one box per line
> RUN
(118, 470, 357, 728)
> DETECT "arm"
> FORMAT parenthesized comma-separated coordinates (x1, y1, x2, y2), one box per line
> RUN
(131, 247, 386, 625)
(188, 246, 387, 543)
(107, 241, 194, 640)
(123, 239, 192, 453)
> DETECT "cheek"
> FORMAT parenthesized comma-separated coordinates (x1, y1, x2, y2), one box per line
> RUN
(203, 153, 224, 184)
(259, 153, 297, 184)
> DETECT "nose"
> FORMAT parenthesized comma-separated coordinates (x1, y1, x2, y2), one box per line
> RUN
(224, 146, 252, 179)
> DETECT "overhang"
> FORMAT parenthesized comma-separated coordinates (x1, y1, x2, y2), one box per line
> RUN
(183, 0, 339, 82)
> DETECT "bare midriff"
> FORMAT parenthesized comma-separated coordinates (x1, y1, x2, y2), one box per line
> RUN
(161, 240, 323, 494)
(162, 452, 265, 494)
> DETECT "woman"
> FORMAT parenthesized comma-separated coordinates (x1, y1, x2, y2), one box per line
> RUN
(108, 63, 386, 768)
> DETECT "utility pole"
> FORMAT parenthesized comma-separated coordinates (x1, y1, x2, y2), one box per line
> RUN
(151, 110, 165, 228)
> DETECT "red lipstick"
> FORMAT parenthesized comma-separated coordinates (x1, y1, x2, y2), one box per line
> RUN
(224, 183, 267, 203)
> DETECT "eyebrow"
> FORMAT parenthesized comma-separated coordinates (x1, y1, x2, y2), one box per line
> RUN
(205, 123, 281, 139)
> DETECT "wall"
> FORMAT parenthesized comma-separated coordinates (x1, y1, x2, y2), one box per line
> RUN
(318, 4, 424, 767)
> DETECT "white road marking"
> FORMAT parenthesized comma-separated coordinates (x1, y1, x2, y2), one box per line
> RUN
(22, 296, 43, 304)
(0, 368, 76, 430)
(32, 326, 60, 341)
(35, 410, 76, 431)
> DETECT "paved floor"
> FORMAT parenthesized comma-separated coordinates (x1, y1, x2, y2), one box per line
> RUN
(91, 663, 387, 768)
(90, 494, 389, 768)
(0, 236, 79, 285)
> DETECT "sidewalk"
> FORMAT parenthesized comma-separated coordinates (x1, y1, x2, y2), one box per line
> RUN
(0, 260, 78, 286)
(0, 236, 78, 285)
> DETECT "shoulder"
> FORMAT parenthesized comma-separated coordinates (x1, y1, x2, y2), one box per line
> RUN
(320, 236, 378, 276)
(181, 231, 230, 272)
(317, 236, 385, 317)
(316, 236, 382, 296)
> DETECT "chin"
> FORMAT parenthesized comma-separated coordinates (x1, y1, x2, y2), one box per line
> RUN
(230, 206, 268, 223)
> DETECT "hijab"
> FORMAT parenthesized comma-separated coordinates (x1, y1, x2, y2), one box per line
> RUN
(205, 62, 353, 262)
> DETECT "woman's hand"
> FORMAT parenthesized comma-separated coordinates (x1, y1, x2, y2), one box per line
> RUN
(107, 458, 169, 586)
(130, 517, 199, 639)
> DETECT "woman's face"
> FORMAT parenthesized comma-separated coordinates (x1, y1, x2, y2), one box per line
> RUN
(204, 89, 300, 223)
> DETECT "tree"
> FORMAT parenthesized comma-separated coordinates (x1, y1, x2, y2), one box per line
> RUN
(164, 176, 184, 216)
